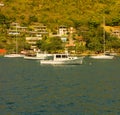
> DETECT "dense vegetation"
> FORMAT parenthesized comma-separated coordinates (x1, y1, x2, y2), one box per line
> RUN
(1, 0, 120, 27)
(0, 0, 120, 53)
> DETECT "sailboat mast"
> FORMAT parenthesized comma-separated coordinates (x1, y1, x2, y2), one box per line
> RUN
(103, 16, 105, 54)
(15, 24, 18, 54)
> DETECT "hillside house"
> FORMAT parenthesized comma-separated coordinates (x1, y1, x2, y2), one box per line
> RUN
(0, 2, 4, 6)
(26, 25, 48, 49)
(34, 25, 48, 34)
(50, 26, 75, 43)
(111, 29, 120, 38)
(104, 26, 120, 38)
(8, 22, 27, 36)
(26, 32, 42, 49)
(58, 25, 68, 36)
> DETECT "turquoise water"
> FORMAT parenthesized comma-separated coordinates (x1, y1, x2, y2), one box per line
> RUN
(0, 57, 120, 115)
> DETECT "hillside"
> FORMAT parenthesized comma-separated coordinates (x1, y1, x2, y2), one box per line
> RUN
(1, 0, 120, 29)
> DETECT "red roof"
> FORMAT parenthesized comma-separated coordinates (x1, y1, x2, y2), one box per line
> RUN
(0, 49, 7, 53)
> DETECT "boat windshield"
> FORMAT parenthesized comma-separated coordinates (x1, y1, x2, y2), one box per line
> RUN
(56, 54, 68, 58)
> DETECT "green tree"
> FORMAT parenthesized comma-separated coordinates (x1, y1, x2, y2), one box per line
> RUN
(36, 37, 64, 53)
(28, 15, 38, 24)
(87, 37, 103, 53)
(106, 36, 120, 51)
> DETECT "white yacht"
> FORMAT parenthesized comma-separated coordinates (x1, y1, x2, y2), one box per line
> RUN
(40, 54, 84, 65)
(90, 54, 114, 59)
(4, 54, 24, 58)
(24, 52, 53, 60)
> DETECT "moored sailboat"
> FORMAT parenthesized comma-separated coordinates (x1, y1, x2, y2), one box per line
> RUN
(90, 17, 114, 59)
(4, 24, 23, 58)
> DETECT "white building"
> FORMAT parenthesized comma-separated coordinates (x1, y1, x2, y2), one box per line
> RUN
(112, 29, 120, 38)
(58, 25, 68, 36)
(0, 3, 4, 6)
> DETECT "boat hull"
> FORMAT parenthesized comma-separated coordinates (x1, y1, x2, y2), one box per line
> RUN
(4, 54, 24, 58)
(40, 57, 84, 65)
(24, 56, 45, 60)
(90, 55, 114, 59)
(24, 54, 53, 60)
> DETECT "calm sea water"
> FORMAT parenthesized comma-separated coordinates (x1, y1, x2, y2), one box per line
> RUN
(0, 57, 120, 115)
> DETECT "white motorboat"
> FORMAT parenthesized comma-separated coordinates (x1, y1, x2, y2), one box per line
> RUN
(90, 54, 114, 59)
(24, 53, 53, 60)
(4, 54, 24, 58)
(24, 56, 43, 60)
(40, 54, 84, 65)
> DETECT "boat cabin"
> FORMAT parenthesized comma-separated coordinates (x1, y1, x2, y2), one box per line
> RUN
(54, 54, 76, 60)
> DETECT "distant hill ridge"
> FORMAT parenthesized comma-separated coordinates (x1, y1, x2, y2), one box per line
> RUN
(1, 0, 120, 28)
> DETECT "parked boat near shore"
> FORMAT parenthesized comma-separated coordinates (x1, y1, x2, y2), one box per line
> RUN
(24, 52, 53, 60)
(90, 17, 114, 60)
(40, 53, 84, 65)
(4, 54, 24, 58)
(89, 54, 114, 59)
